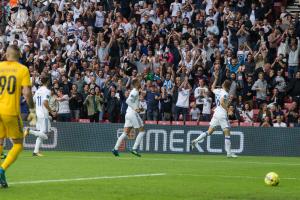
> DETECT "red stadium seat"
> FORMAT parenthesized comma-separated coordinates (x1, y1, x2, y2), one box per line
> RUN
(78, 119, 90, 123)
(199, 121, 210, 126)
(172, 121, 184, 125)
(253, 109, 259, 115)
(240, 122, 253, 127)
(185, 121, 198, 126)
(145, 121, 157, 125)
(158, 121, 171, 125)
(253, 122, 260, 127)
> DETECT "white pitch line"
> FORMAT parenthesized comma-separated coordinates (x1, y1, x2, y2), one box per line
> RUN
(9, 173, 166, 185)
(176, 174, 299, 180)
(35, 155, 300, 167)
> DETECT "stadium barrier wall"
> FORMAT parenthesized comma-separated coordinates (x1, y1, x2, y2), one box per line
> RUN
(8, 123, 300, 156)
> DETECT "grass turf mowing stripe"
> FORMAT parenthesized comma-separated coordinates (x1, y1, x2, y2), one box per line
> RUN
(175, 174, 299, 180)
(27, 155, 300, 166)
(9, 173, 166, 185)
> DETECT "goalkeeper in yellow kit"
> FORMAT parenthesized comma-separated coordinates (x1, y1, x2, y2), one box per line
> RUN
(0, 45, 35, 188)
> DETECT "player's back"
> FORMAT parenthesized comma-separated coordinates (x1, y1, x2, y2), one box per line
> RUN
(213, 88, 228, 116)
(0, 61, 31, 116)
(34, 86, 51, 118)
(126, 88, 139, 113)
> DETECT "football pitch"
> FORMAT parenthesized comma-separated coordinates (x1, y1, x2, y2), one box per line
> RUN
(1, 151, 300, 200)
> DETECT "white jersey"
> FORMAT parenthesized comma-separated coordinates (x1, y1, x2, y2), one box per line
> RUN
(126, 88, 140, 114)
(34, 86, 51, 119)
(213, 88, 228, 117)
(124, 88, 144, 129)
(209, 88, 230, 130)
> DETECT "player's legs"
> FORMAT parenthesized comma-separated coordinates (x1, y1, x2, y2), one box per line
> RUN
(114, 127, 131, 150)
(33, 118, 49, 156)
(0, 139, 3, 167)
(220, 117, 237, 158)
(132, 113, 145, 150)
(192, 115, 219, 148)
(131, 126, 145, 157)
(1, 116, 24, 172)
(112, 123, 132, 157)
(0, 118, 5, 166)
(223, 128, 237, 158)
(191, 126, 215, 149)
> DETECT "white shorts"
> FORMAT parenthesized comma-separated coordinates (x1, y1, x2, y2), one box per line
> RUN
(124, 112, 144, 129)
(209, 114, 230, 130)
(36, 118, 51, 133)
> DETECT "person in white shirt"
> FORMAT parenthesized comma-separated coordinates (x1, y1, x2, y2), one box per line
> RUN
(202, 91, 212, 121)
(24, 77, 56, 156)
(94, 5, 106, 32)
(190, 102, 200, 121)
(56, 89, 71, 122)
(175, 77, 192, 121)
(273, 115, 287, 127)
(192, 70, 237, 158)
(112, 79, 145, 157)
(170, 0, 182, 17)
(194, 79, 209, 112)
(241, 103, 253, 123)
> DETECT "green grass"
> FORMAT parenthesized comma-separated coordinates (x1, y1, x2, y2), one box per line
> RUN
(1, 151, 300, 200)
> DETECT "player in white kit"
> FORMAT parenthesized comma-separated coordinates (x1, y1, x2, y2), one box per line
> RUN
(112, 79, 145, 157)
(191, 71, 237, 158)
(24, 76, 55, 156)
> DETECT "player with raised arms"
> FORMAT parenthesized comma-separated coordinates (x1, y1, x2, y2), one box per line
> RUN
(112, 78, 145, 157)
(191, 69, 237, 158)
(24, 76, 56, 157)
(0, 45, 36, 188)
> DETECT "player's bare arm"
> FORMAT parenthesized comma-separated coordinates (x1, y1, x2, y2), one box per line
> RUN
(211, 70, 219, 91)
(23, 86, 34, 109)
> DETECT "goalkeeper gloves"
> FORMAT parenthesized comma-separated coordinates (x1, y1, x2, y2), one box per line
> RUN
(27, 108, 37, 126)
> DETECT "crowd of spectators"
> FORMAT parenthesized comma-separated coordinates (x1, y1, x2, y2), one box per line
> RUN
(1, 0, 300, 127)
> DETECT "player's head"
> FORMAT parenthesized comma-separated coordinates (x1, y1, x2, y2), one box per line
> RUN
(40, 76, 50, 87)
(132, 78, 141, 89)
(6, 45, 21, 61)
(222, 80, 231, 92)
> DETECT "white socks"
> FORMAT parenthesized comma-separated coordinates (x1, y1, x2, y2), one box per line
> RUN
(225, 136, 231, 155)
(194, 132, 208, 143)
(34, 137, 43, 154)
(132, 132, 145, 150)
(29, 130, 48, 140)
(114, 133, 127, 150)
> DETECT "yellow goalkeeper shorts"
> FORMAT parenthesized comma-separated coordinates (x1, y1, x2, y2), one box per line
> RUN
(0, 115, 23, 139)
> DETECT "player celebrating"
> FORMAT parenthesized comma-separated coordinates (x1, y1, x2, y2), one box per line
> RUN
(24, 76, 55, 157)
(112, 79, 145, 157)
(0, 45, 35, 188)
(191, 70, 237, 158)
